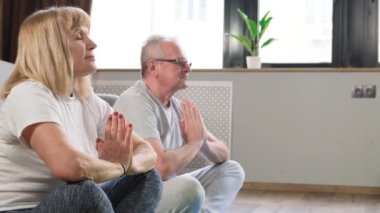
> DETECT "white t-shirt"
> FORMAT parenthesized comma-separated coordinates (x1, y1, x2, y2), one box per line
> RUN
(0, 81, 112, 211)
(114, 81, 184, 179)
(114, 80, 184, 149)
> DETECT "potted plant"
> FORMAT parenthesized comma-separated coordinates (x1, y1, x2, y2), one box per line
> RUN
(230, 8, 275, 68)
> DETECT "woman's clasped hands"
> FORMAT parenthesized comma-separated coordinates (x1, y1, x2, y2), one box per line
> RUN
(96, 111, 133, 174)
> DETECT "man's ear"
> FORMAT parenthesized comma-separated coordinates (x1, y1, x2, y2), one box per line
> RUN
(148, 60, 159, 78)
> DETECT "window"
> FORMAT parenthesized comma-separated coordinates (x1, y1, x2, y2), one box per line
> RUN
(90, 0, 224, 69)
(92, 0, 378, 68)
(259, 0, 333, 63)
(224, 0, 377, 68)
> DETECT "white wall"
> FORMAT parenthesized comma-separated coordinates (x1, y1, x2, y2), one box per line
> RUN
(0, 60, 13, 86)
(94, 69, 380, 187)
(0, 60, 14, 106)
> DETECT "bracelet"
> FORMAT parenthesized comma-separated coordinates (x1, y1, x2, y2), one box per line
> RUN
(120, 163, 126, 176)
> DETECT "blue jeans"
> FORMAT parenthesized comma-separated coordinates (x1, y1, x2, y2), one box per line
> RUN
(6, 169, 162, 213)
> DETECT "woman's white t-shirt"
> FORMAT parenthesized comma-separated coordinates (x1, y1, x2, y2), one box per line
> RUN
(0, 81, 112, 211)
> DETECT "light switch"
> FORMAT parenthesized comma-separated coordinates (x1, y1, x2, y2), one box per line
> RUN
(363, 85, 376, 98)
(352, 85, 364, 98)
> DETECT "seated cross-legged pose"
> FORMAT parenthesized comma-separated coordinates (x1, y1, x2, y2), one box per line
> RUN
(114, 35, 245, 213)
(0, 7, 162, 213)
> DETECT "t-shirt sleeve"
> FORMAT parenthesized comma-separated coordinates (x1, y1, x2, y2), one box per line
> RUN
(3, 82, 62, 139)
(113, 93, 161, 140)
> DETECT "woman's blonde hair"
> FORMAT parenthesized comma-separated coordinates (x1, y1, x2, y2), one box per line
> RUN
(0, 6, 91, 99)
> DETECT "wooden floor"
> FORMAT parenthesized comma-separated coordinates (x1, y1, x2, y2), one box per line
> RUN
(229, 189, 380, 213)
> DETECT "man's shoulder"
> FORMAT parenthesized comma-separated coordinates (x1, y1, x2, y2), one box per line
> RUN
(119, 81, 149, 100)
(115, 81, 157, 110)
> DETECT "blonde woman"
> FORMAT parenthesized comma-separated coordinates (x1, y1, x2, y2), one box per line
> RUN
(0, 7, 162, 212)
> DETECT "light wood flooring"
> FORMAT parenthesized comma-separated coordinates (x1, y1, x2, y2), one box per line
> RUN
(228, 189, 380, 213)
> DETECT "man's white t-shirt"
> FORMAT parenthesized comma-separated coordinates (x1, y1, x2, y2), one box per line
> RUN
(114, 80, 184, 178)
(0, 81, 112, 211)
(114, 80, 184, 150)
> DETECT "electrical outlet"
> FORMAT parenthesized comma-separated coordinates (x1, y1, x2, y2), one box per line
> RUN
(352, 85, 364, 98)
(363, 85, 376, 98)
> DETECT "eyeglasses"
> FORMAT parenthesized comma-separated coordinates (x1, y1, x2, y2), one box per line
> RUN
(154, 58, 192, 69)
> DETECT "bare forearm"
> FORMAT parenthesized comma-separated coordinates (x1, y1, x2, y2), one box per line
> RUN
(146, 136, 203, 180)
(127, 144, 157, 175)
(78, 155, 124, 183)
(126, 132, 157, 174)
(201, 141, 229, 163)
(26, 124, 124, 183)
(201, 131, 230, 163)
(159, 143, 201, 179)
(47, 148, 124, 183)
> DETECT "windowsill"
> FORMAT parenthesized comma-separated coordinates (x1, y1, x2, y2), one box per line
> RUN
(97, 67, 380, 73)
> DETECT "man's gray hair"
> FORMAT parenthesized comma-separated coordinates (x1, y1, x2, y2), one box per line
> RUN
(140, 35, 176, 77)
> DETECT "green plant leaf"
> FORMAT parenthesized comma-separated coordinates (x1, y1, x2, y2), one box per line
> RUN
(259, 12, 272, 40)
(230, 8, 275, 56)
(261, 38, 275, 49)
(237, 9, 258, 40)
(230, 34, 254, 55)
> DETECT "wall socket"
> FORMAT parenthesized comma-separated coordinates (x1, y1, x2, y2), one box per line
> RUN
(352, 85, 376, 98)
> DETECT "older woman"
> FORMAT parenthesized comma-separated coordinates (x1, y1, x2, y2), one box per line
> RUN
(0, 6, 162, 212)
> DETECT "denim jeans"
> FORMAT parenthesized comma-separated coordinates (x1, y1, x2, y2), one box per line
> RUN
(156, 160, 245, 213)
(5, 169, 162, 213)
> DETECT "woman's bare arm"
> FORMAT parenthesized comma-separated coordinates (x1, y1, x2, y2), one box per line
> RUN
(22, 122, 125, 183)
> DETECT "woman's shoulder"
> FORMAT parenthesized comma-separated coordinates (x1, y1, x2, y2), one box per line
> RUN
(4, 80, 57, 110)
(11, 80, 53, 96)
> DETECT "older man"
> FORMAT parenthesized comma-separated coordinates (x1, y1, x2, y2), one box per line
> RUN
(114, 35, 245, 213)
